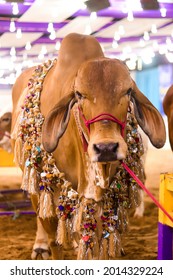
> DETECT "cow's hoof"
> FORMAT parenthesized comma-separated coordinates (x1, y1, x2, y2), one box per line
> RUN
(31, 247, 51, 260)
(121, 248, 126, 256)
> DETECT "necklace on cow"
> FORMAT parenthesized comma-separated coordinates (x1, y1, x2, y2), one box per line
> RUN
(13, 59, 79, 220)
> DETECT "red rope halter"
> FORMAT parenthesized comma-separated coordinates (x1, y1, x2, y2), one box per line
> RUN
(78, 106, 126, 137)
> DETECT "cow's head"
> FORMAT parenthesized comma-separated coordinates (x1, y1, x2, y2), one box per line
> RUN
(42, 58, 166, 163)
(0, 112, 12, 152)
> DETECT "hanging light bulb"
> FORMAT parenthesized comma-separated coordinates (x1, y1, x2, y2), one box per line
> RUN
(118, 25, 125, 36)
(139, 38, 145, 47)
(10, 20, 16, 32)
(41, 45, 47, 55)
(55, 41, 61, 51)
(16, 28, 22, 39)
(160, 8, 167, 17)
(47, 22, 54, 33)
(127, 10, 134, 22)
(143, 31, 150, 41)
(112, 40, 118, 49)
(38, 53, 44, 60)
(49, 29, 56, 40)
(12, 3, 19, 15)
(114, 31, 120, 41)
(25, 41, 31, 51)
(151, 24, 157, 34)
(10, 47, 16, 56)
(90, 12, 97, 21)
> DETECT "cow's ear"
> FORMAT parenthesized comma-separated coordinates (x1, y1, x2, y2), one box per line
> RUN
(131, 81, 166, 148)
(42, 93, 76, 153)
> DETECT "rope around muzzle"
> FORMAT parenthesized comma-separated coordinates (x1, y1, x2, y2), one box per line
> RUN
(0, 131, 11, 139)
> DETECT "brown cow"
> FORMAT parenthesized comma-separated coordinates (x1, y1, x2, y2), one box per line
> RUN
(11, 33, 166, 260)
(0, 108, 12, 153)
(163, 85, 173, 150)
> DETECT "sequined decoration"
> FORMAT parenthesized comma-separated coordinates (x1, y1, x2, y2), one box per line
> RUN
(16, 59, 79, 219)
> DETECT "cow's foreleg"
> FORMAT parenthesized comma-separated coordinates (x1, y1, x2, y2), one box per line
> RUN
(40, 217, 64, 260)
(31, 217, 51, 260)
(133, 189, 144, 218)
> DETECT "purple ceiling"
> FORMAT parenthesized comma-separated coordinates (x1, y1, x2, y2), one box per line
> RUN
(0, 0, 173, 81)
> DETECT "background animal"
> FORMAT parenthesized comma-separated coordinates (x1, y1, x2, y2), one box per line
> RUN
(0, 106, 12, 153)
(11, 33, 166, 260)
(163, 84, 173, 150)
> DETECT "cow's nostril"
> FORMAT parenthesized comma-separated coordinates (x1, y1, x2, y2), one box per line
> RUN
(111, 143, 119, 153)
(93, 142, 119, 154)
(93, 143, 102, 154)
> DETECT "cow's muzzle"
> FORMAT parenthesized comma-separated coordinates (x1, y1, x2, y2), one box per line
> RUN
(93, 142, 119, 162)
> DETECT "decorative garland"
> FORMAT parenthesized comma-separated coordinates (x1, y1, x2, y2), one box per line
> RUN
(13, 60, 145, 260)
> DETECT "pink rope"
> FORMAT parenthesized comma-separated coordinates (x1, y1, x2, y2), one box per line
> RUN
(78, 107, 126, 136)
(0, 131, 11, 138)
(122, 161, 173, 224)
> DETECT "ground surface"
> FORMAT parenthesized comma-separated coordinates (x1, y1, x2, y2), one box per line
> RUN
(0, 146, 173, 260)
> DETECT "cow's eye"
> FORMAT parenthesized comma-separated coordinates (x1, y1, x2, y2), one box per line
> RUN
(76, 91, 84, 100)
(2, 118, 10, 122)
(127, 88, 132, 96)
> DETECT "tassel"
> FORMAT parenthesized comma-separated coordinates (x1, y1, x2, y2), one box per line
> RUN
(13, 137, 24, 169)
(77, 238, 87, 260)
(11, 108, 24, 141)
(129, 183, 141, 209)
(39, 190, 55, 219)
(21, 165, 30, 191)
(56, 218, 67, 245)
(66, 219, 73, 246)
(117, 206, 129, 233)
(86, 248, 92, 260)
(72, 203, 83, 235)
(92, 235, 100, 260)
(108, 231, 122, 259)
(28, 167, 38, 194)
(99, 238, 108, 260)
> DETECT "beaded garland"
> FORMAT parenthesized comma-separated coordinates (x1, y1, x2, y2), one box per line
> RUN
(13, 60, 145, 260)
(14, 60, 79, 220)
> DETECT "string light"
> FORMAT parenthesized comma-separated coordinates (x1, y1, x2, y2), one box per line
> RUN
(49, 29, 56, 40)
(118, 25, 125, 36)
(151, 24, 157, 34)
(41, 45, 47, 55)
(12, 3, 19, 15)
(114, 31, 120, 41)
(16, 28, 22, 39)
(9, 20, 16, 32)
(47, 22, 54, 33)
(10, 47, 16, 56)
(160, 8, 167, 17)
(139, 38, 145, 47)
(55, 41, 61, 51)
(90, 12, 97, 21)
(127, 10, 134, 21)
(143, 31, 150, 41)
(112, 40, 118, 49)
(25, 41, 31, 51)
